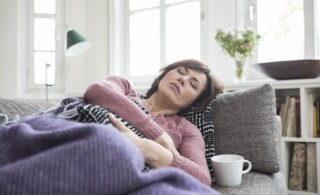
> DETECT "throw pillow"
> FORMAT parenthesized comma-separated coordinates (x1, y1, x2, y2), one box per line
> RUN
(182, 101, 216, 179)
(212, 84, 280, 173)
(77, 104, 111, 124)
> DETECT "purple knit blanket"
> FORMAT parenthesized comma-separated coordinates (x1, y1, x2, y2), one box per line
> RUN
(0, 113, 220, 195)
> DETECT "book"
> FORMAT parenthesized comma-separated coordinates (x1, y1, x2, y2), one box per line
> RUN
(306, 143, 317, 193)
(295, 98, 301, 137)
(316, 100, 320, 137)
(281, 96, 291, 136)
(285, 97, 297, 137)
(314, 106, 318, 137)
(309, 94, 315, 137)
(288, 142, 306, 191)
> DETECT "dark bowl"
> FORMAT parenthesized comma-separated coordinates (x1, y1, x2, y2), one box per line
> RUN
(253, 59, 320, 80)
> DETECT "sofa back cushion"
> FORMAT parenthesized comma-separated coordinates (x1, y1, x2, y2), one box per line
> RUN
(212, 84, 280, 173)
(0, 98, 54, 122)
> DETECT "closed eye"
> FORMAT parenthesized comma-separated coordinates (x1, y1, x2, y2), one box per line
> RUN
(190, 80, 199, 89)
(177, 67, 202, 90)
(177, 67, 187, 75)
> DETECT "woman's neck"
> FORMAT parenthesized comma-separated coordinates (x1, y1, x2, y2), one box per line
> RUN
(145, 94, 178, 116)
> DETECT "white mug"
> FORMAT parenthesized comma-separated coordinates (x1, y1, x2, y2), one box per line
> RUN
(211, 154, 252, 187)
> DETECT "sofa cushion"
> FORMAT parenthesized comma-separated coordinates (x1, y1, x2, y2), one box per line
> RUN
(212, 84, 280, 173)
(212, 171, 287, 195)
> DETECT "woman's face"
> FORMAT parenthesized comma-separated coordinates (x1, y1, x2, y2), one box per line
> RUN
(158, 66, 207, 109)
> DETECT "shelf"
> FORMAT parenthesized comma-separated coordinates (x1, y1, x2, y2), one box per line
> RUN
(281, 137, 320, 142)
(288, 190, 318, 195)
(224, 78, 320, 91)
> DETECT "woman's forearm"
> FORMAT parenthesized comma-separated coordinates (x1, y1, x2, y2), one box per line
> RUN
(83, 77, 164, 140)
(140, 139, 174, 168)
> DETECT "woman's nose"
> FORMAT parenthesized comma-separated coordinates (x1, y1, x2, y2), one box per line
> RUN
(178, 75, 188, 85)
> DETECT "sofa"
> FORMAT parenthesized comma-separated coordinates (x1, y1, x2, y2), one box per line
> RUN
(0, 83, 287, 195)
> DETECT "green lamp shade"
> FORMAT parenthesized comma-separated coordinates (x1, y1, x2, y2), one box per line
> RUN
(66, 29, 92, 57)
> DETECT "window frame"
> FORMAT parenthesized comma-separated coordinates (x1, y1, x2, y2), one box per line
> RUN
(27, 0, 65, 92)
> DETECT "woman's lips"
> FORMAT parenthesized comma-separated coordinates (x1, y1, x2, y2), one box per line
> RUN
(170, 82, 180, 94)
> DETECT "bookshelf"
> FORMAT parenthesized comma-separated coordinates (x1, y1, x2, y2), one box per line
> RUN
(225, 78, 320, 195)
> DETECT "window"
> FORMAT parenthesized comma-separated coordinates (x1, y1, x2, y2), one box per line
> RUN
(240, 0, 319, 80)
(256, 0, 304, 62)
(28, 0, 64, 89)
(116, 0, 202, 85)
(248, 0, 318, 63)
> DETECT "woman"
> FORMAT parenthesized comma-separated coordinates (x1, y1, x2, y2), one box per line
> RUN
(83, 59, 224, 186)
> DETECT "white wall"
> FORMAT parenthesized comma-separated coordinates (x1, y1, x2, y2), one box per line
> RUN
(0, 0, 18, 99)
(64, 0, 109, 96)
(207, 0, 237, 86)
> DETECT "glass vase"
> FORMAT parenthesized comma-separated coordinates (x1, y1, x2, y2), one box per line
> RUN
(234, 57, 247, 83)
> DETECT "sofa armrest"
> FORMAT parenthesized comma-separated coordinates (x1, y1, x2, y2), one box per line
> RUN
(0, 98, 55, 123)
(213, 84, 280, 174)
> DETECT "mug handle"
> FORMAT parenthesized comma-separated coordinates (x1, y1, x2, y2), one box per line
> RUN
(242, 160, 252, 174)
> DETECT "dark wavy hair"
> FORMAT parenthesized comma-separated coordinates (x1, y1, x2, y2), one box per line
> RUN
(146, 59, 224, 114)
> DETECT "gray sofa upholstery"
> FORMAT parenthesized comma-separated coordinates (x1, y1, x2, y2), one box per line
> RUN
(0, 83, 287, 194)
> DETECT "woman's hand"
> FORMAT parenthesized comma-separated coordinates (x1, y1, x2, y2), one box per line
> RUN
(108, 114, 174, 168)
(155, 133, 179, 155)
(108, 114, 179, 154)
(108, 114, 131, 133)
(108, 114, 140, 141)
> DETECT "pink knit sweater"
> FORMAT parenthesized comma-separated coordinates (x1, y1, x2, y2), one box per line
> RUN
(83, 75, 211, 185)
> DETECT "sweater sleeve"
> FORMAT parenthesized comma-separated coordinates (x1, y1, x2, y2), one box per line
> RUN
(83, 75, 164, 139)
(171, 121, 211, 186)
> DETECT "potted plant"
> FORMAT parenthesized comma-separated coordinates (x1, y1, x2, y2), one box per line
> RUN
(215, 27, 261, 83)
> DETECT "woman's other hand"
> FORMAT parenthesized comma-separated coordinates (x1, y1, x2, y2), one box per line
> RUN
(108, 114, 174, 168)
(155, 133, 179, 155)
(108, 114, 132, 133)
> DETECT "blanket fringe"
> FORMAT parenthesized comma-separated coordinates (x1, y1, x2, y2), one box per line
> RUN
(0, 114, 20, 125)
(57, 101, 81, 120)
